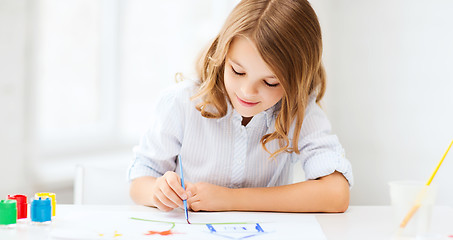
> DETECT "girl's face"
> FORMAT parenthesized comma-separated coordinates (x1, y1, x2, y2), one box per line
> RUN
(224, 36, 284, 121)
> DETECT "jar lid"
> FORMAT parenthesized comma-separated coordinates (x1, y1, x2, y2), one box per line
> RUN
(31, 197, 51, 206)
(7, 194, 27, 204)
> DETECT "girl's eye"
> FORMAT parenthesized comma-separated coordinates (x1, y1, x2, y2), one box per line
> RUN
(264, 81, 279, 87)
(231, 66, 245, 76)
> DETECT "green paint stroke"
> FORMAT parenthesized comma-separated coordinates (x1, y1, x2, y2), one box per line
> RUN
(130, 217, 256, 227)
(131, 217, 176, 229)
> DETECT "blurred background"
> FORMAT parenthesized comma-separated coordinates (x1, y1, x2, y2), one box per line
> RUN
(1, 0, 452, 205)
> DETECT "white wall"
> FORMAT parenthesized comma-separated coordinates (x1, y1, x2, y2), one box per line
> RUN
(0, 0, 31, 197)
(1, 0, 452, 206)
(318, 0, 453, 205)
(0, 0, 238, 204)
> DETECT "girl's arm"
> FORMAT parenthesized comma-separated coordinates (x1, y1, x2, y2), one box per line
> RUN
(187, 171, 349, 213)
(129, 176, 157, 206)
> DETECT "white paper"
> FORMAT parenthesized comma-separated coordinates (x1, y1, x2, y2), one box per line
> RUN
(51, 208, 326, 240)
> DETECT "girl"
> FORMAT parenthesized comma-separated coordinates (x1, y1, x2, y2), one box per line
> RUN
(129, 0, 353, 213)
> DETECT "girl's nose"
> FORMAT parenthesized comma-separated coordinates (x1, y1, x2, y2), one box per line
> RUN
(240, 80, 258, 98)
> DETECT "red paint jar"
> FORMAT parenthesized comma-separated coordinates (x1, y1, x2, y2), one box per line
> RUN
(7, 195, 27, 219)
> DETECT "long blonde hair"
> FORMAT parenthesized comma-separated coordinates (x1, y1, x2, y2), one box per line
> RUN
(192, 0, 326, 158)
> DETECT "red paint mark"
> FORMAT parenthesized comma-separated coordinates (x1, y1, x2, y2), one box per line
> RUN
(145, 230, 175, 236)
(448, 235, 453, 238)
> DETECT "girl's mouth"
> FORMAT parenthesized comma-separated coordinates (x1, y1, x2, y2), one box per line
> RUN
(237, 96, 259, 107)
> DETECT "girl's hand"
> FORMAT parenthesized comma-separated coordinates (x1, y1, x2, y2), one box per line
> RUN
(186, 182, 233, 212)
(151, 171, 188, 212)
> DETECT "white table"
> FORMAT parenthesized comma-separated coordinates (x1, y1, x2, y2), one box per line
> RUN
(316, 206, 453, 240)
(0, 205, 452, 240)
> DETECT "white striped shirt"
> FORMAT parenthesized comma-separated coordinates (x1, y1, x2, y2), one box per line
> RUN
(128, 80, 353, 188)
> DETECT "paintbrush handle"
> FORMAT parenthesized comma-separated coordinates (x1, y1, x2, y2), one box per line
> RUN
(426, 140, 453, 186)
(178, 155, 190, 224)
(399, 140, 452, 230)
(399, 185, 428, 228)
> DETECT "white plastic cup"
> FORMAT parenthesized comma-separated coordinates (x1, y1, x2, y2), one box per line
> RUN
(389, 181, 437, 237)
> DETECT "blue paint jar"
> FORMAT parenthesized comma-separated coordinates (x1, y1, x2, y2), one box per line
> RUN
(30, 197, 51, 224)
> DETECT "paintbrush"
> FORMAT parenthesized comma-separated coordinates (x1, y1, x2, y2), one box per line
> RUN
(398, 140, 453, 230)
(178, 155, 190, 224)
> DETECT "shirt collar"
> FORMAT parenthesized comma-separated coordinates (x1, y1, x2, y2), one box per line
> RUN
(217, 99, 280, 129)
(216, 100, 235, 123)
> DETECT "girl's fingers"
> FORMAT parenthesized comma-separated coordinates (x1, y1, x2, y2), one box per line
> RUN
(159, 183, 184, 208)
(154, 188, 180, 209)
(152, 171, 193, 211)
(189, 200, 201, 212)
(154, 200, 173, 212)
(153, 191, 176, 211)
(152, 172, 185, 209)
(185, 182, 196, 198)
(165, 172, 188, 201)
(183, 182, 196, 211)
(186, 192, 198, 209)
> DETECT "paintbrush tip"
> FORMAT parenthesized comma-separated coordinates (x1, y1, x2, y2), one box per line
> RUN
(187, 219, 191, 224)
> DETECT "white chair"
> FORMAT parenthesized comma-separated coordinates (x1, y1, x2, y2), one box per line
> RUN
(73, 160, 134, 205)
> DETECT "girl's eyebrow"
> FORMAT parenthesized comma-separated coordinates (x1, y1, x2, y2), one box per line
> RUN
(228, 58, 276, 79)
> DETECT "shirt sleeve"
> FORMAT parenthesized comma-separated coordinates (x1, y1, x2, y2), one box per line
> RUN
(297, 95, 354, 187)
(127, 82, 189, 181)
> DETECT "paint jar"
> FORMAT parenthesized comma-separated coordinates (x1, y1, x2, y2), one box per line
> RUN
(35, 192, 56, 218)
(0, 199, 17, 228)
(7, 194, 28, 221)
(389, 181, 437, 238)
(30, 197, 52, 225)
